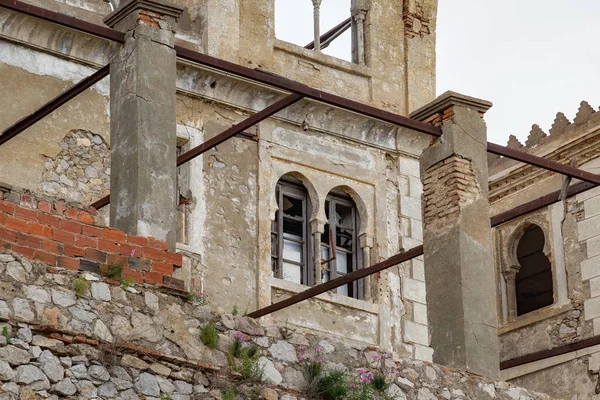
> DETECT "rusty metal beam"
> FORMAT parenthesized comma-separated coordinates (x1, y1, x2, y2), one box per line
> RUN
(491, 181, 597, 227)
(487, 143, 600, 185)
(0, 64, 110, 147)
(174, 46, 442, 137)
(90, 93, 304, 210)
(0, 0, 125, 43)
(3, 1, 600, 183)
(247, 245, 424, 319)
(305, 17, 352, 50)
(500, 334, 600, 370)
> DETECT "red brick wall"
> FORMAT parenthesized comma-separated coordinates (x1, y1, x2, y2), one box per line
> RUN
(0, 195, 185, 292)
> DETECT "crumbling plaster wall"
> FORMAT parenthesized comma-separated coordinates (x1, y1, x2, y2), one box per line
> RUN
(0, 0, 438, 365)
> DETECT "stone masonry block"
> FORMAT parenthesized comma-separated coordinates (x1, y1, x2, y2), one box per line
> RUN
(400, 236, 422, 251)
(589, 352, 600, 372)
(412, 259, 425, 281)
(402, 277, 426, 304)
(588, 236, 600, 259)
(584, 296, 600, 320)
(414, 344, 434, 363)
(410, 218, 423, 241)
(577, 186, 600, 202)
(413, 302, 428, 325)
(399, 157, 420, 178)
(581, 255, 600, 281)
(403, 320, 429, 346)
(409, 176, 423, 198)
(585, 196, 600, 219)
(591, 276, 600, 298)
(399, 195, 422, 221)
(579, 215, 600, 242)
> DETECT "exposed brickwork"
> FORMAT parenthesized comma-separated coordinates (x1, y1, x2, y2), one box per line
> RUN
(0, 193, 184, 291)
(137, 9, 163, 28)
(422, 155, 480, 232)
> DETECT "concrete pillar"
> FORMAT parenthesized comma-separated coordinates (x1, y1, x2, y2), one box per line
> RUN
(410, 91, 500, 379)
(104, 0, 184, 248)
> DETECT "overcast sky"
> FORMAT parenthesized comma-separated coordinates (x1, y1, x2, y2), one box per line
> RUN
(275, 1, 600, 145)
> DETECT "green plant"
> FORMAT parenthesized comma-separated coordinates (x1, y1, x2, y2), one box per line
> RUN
(1, 326, 10, 344)
(199, 321, 219, 349)
(160, 394, 172, 400)
(187, 291, 208, 305)
(72, 276, 91, 299)
(314, 370, 349, 400)
(222, 388, 240, 400)
(228, 335, 262, 383)
(303, 360, 324, 384)
(121, 277, 135, 289)
(103, 264, 123, 280)
(370, 374, 388, 392)
(229, 337, 244, 359)
(232, 305, 239, 316)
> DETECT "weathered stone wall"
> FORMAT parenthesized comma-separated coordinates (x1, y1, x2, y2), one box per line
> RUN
(490, 104, 600, 398)
(0, 250, 554, 400)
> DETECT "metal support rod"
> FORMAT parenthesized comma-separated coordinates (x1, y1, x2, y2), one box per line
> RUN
(487, 143, 600, 185)
(305, 17, 352, 50)
(3, 0, 600, 185)
(248, 179, 599, 318)
(173, 45, 442, 137)
(247, 245, 424, 319)
(90, 93, 304, 210)
(0, 0, 125, 43)
(490, 181, 597, 227)
(0, 64, 111, 147)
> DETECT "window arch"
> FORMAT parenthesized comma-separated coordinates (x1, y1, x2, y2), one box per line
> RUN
(514, 225, 554, 316)
(321, 188, 363, 299)
(271, 176, 313, 285)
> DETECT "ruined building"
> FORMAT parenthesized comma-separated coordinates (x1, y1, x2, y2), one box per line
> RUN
(0, 0, 596, 399)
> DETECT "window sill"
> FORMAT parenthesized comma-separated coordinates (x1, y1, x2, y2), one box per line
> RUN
(273, 39, 371, 78)
(270, 277, 379, 314)
(498, 302, 572, 335)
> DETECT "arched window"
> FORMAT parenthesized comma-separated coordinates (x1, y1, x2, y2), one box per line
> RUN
(271, 177, 313, 285)
(321, 190, 362, 299)
(515, 225, 554, 316)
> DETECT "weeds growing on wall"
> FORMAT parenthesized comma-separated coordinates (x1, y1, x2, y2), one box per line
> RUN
(103, 264, 123, 280)
(121, 277, 135, 289)
(222, 388, 240, 400)
(300, 346, 397, 400)
(227, 332, 262, 383)
(199, 321, 219, 349)
(1, 327, 10, 344)
(187, 290, 209, 306)
(72, 276, 91, 299)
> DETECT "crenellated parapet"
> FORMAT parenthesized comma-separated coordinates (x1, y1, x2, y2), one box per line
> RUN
(489, 100, 600, 203)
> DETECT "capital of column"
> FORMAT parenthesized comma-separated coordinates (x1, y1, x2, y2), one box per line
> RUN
(502, 265, 520, 281)
(359, 232, 373, 249)
(104, 0, 184, 32)
(410, 90, 492, 124)
(310, 218, 328, 234)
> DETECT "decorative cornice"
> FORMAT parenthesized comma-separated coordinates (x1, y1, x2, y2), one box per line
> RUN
(104, 0, 184, 28)
(410, 91, 492, 122)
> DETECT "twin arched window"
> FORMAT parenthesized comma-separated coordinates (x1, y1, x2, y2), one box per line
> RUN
(513, 225, 554, 316)
(271, 176, 363, 299)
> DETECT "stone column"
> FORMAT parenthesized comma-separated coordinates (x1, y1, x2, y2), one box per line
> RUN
(311, 218, 326, 285)
(351, 0, 368, 65)
(104, 0, 183, 249)
(359, 233, 373, 300)
(410, 91, 500, 379)
(503, 267, 519, 320)
(312, 0, 322, 51)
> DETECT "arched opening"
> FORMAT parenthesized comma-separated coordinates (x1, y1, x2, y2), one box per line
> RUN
(321, 188, 363, 299)
(515, 225, 554, 316)
(272, 175, 313, 285)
